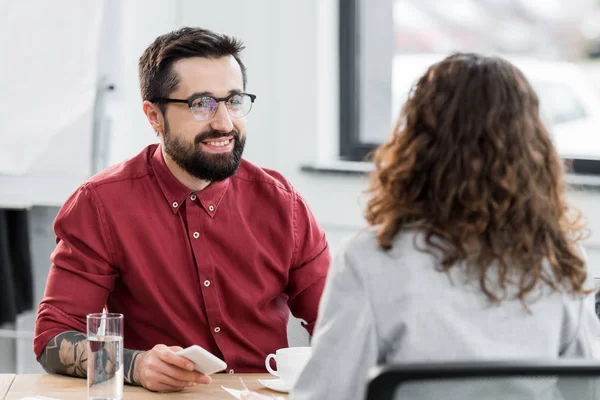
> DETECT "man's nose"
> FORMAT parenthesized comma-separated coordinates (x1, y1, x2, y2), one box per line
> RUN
(209, 103, 234, 133)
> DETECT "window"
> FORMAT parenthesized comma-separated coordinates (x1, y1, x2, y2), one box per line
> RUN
(339, 0, 600, 173)
(533, 82, 588, 126)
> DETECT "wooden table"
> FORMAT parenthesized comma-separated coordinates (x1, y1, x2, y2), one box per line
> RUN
(2, 373, 288, 399)
(0, 375, 15, 400)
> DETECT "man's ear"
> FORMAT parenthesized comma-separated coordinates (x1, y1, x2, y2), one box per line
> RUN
(142, 100, 164, 134)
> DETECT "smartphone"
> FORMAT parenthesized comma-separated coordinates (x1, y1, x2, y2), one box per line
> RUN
(176, 345, 227, 375)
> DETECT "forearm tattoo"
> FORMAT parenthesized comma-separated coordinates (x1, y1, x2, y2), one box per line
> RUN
(37, 330, 143, 385)
(124, 349, 143, 385)
(38, 331, 88, 377)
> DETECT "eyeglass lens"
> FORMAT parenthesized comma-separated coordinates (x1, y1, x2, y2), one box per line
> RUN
(190, 94, 252, 120)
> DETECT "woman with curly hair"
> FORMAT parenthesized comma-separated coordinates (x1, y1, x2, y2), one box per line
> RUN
(242, 53, 600, 400)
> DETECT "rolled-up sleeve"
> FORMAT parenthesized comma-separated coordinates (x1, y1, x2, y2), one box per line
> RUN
(286, 192, 331, 335)
(34, 184, 118, 359)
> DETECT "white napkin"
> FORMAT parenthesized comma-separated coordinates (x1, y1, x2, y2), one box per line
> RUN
(98, 308, 108, 336)
(221, 386, 243, 399)
(18, 397, 63, 400)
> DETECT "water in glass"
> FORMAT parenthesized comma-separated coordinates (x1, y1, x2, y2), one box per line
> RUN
(87, 335, 124, 400)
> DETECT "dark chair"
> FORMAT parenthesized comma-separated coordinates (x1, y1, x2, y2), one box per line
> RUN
(366, 360, 600, 400)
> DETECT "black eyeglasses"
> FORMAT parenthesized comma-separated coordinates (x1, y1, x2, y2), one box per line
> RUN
(151, 92, 257, 121)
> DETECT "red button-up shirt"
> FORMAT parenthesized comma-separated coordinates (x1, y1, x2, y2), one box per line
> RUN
(34, 144, 330, 372)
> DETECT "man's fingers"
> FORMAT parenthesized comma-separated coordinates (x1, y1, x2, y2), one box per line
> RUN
(158, 348, 195, 371)
(144, 376, 186, 393)
(157, 374, 197, 389)
(155, 361, 207, 383)
(144, 367, 187, 388)
(169, 345, 184, 352)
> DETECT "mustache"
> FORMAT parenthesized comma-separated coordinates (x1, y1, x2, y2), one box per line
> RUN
(194, 130, 240, 145)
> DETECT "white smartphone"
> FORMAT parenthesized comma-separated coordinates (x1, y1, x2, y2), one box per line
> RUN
(176, 345, 227, 375)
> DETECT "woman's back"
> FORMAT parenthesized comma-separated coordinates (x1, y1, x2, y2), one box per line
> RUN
(291, 229, 600, 400)
(351, 229, 597, 363)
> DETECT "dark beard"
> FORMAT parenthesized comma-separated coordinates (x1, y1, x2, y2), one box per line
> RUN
(163, 125, 245, 182)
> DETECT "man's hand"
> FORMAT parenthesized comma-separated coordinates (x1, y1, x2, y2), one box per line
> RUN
(134, 344, 211, 392)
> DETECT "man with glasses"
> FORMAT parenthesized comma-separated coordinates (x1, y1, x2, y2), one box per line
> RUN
(33, 27, 330, 392)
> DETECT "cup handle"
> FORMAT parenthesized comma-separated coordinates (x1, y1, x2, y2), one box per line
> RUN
(265, 353, 279, 377)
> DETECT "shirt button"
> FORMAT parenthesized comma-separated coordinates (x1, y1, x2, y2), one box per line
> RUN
(229, 369, 234, 374)
(208, 205, 215, 212)
(190, 194, 197, 201)
(193, 232, 200, 239)
(204, 280, 211, 287)
(214, 327, 221, 333)
(172, 202, 178, 208)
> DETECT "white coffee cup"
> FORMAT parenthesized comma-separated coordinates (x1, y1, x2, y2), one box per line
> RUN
(265, 346, 311, 387)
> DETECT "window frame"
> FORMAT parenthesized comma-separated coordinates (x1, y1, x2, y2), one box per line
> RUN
(339, 0, 367, 161)
(338, 0, 600, 174)
(339, 0, 393, 161)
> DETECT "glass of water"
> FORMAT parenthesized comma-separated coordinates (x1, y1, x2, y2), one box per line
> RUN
(87, 313, 124, 400)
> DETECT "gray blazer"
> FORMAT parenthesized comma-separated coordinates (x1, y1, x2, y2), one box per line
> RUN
(292, 229, 600, 400)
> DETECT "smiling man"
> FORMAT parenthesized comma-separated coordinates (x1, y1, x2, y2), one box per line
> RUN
(33, 27, 330, 393)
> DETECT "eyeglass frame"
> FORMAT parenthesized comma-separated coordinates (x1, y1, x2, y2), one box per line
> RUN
(150, 92, 257, 120)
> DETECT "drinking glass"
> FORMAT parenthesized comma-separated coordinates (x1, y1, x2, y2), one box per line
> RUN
(87, 313, 124, 400)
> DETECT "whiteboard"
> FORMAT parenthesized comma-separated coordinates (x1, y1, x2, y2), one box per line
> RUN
(0, 0, 104, 206)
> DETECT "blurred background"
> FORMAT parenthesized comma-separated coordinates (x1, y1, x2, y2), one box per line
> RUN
(2, 0, 600, 374)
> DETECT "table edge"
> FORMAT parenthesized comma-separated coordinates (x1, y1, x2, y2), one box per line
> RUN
(1, 374, 16, 400)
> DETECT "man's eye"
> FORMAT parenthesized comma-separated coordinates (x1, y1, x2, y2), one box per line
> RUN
(199, 98, 214, 107)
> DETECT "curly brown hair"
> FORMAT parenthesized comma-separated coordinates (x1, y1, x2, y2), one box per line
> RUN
(365, 53, 589, 304)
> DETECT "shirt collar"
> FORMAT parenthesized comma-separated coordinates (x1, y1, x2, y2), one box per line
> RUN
(151, 144, 230, 216)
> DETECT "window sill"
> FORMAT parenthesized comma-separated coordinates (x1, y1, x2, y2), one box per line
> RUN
(300, 160, 373, 176)
(565, 173, 600, 190)
(301, 161, 600, 190)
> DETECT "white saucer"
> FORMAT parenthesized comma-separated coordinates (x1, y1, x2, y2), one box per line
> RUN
(258, 378, 292, 393)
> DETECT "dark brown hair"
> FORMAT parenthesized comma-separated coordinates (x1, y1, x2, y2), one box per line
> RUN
(138, 27, 246, 107)
(366, 53, 589, 304)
